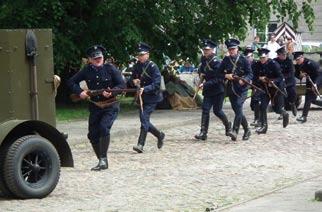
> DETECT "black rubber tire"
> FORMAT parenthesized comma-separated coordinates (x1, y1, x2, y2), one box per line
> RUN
(4, 135, 60, 199)
(0, 143, 12, 198)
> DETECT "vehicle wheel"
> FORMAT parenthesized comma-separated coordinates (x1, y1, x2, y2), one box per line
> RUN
(4, 135, 60, 199)
(0, 144, 12, 198)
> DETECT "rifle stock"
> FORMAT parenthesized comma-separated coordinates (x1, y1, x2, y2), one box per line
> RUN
(305, 74, 321, 97)
(262, 77, 287, 97)
(70, 88, 138, 102)
(233, 75, 265, 93)
(193, 74, 204, 100)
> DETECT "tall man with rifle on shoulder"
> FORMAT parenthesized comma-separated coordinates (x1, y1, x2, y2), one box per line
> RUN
(128, 42, 165, 153)
(252, 48, 289, 134)
(293, 51, 322, 123)
(218, 39, 253, 141)
(68, 45, 126, 171)
(194, 39, 232, 141)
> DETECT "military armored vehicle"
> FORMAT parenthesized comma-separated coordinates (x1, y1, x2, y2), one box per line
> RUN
(0, 29, 73, 199)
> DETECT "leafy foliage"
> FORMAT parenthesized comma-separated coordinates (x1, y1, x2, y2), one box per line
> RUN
(0, 0, 317, 71)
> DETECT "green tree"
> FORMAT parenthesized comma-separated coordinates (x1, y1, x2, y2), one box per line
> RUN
(0, 0, 317, 76)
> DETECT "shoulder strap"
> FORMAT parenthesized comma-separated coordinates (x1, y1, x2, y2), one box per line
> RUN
(141, 61, 152, 78)
(205, 55, 216, 71)
(228, 54, 240, 74)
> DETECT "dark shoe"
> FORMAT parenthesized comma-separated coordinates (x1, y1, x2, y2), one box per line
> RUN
(91, 158, 108, 171)
(277, 114, 283, 120)
(282, 113, 289, 128)
(157, 132, 165, 149)
(195, 113, 210, 140)
(149, 126, 165, 149)
(296, 116, 307, 123)
(291, 103, 297, 116)
(133, 144, 144, 153)
(242, 129, 251, 140)
(228, 130, 237, 141)
(256, 124, 267, 134)
(195, 131, 207, 140)
(250, 120, 259, 127)
(225, 121, 232, 136)
(137, 128, 148, 146)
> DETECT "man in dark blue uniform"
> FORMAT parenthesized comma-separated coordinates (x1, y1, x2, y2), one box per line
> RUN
(294, 51, 322, 123)
(253, 48, 289, 134)
(68, 45, 126, 171)
(194, 39, 232, 141)
(244, 47, 261, 127)
(218, 39, 252, 141)
(129, 42, 165, 153)
(274, 46, 297, 116)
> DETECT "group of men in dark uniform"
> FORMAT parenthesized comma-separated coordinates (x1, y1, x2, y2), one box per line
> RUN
(195, 38, 322, 141)
(68, 38, 322, 171)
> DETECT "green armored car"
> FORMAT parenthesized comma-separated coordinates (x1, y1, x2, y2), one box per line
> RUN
(0, 29, 73, 199)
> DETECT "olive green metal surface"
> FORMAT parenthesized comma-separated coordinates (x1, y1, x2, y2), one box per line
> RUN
(0, 29, 56, 126)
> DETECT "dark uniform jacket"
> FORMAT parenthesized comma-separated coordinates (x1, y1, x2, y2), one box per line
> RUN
(130, 60, 163, 104)
(274, 57, 296, 87)
(218, 54, 253, 95)
(295, 58, 322, 88)
(68, 63, 125, 109)
(198, 55, 224, 96)
(253, 59, 284, 90)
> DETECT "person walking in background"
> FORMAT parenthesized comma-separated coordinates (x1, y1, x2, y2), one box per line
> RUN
(286, 37, 295, 58)
(194, 39, 232, 141)
(266, 33, 280, 59)
(128, 42, 165, 153)
(274, 46, 297, 117)
(294, 51, 322, 123)
(251, 35, 261, 52)
(253, 48, 289, 134)
(218, 39, 253, 141)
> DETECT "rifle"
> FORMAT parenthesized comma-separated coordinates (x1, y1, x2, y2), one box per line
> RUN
(261, 77, 287, 97)
(193, 73, 205, 100)
(70, 88, 138, 102)
(304, 73, 321, 97)
(232, 75, 265, 93)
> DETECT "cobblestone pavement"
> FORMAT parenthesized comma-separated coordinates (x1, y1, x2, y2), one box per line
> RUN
(1, 103, 322, 211)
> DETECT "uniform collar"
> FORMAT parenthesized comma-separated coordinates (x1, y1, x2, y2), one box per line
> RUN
(229, 53, 239, 60)
(138, 60, 150, 65)
(90, 64, 103, 71)
(206, 54, 216, 62)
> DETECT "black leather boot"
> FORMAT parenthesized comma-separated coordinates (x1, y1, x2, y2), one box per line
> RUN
(195, 113, 209, 140)
(282, 111, 289, 128)
(149, 125, 165, 149)
(91, 136, 109, 171)
(133, 128, 147, 153)
(91, 142, 100, 159)
(228, 117, 241, 141)
(290, 103, 297, 116)
(250, 104, 260, 127)
(241, 116, 251, 140)
(296, 115, 307, 123)
(256, 111, 268, 134)
(220, 114, 232, 136)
